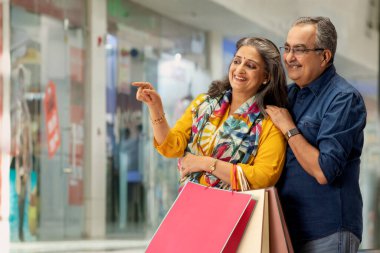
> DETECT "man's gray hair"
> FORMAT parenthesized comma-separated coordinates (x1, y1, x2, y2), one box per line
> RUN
(293, 17, 337, 63)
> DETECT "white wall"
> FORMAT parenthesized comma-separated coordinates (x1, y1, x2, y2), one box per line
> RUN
(211, 0, 378, 74)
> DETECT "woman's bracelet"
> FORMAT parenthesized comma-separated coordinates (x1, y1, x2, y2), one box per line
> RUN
(208, 158, 217, 174)
(151, 113, 166, 125)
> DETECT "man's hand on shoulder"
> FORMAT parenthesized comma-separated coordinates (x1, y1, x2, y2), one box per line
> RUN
(265, 105, 296, 135)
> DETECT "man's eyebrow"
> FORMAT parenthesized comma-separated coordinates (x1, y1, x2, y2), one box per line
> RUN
(284, 42, 307, 48)
(293, 44, 307, 48)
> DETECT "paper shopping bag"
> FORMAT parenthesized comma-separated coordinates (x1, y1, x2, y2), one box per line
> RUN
(237, 188, 269, 253)
(146, 182, 256, 253)
(236, 187, 294, 253)
(266, 187, 294, 253)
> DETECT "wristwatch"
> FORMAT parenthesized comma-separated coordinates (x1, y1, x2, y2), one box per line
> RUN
(285, 127, 300, 141)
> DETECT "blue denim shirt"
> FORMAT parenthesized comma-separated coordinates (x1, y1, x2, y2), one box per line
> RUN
(277, 65, 366, 248)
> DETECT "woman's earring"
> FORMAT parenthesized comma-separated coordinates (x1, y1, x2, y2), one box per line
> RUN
(263, 81, 268, 85)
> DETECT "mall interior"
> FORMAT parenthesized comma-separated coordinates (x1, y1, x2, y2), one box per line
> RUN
(0, 0, 379, 252)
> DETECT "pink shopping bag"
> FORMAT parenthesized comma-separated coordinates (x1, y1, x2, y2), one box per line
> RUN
(146, 182, 256, 253)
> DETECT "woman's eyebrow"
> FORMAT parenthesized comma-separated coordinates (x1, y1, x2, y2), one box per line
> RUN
(234, 55, 259, 65)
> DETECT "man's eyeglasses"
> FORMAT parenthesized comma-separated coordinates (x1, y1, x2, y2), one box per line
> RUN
(279, 46, 324, 56)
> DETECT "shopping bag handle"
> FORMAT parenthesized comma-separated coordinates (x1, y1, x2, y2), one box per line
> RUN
(231, 164, 250, 191)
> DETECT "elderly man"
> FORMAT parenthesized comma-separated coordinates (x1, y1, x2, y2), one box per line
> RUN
(266, 17, 366, 253)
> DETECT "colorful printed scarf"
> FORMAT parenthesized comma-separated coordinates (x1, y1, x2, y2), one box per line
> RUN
(183, 89, 263, 189)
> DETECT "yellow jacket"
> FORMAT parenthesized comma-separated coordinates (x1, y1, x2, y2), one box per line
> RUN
(155, 97, 286, 189)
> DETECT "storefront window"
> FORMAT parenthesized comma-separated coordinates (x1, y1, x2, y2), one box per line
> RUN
(106, 0, 211, 237)
(353, 76, 380, 248)
(9, 0, 86, 241)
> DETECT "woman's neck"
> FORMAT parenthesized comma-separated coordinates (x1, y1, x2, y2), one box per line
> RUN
(230, 91, 254, 114)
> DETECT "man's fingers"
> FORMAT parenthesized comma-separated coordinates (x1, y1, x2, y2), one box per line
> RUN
(265, 105, 280, 112)
(265, 107, 275, 116)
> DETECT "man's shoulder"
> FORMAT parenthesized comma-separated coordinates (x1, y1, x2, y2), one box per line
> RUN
(323, 73, 362, 100)
(323, 73, 366, 112)
(328, 72, 361, 96)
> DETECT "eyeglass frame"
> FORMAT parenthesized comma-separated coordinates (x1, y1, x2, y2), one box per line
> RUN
(279, 46, 325, 56)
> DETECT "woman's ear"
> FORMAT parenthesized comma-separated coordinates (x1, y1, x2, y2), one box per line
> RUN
(263, 74, 270, 84)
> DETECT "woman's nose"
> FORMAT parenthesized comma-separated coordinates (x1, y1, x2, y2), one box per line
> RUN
(235, 63, 245, 73)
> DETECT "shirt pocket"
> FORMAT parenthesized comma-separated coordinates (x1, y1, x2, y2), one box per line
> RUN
(297, 117, 320, 146)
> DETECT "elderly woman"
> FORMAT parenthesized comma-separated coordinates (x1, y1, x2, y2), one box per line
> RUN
(133, 37, 288, 190)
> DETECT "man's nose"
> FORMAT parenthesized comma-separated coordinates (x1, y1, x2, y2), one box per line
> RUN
(285, 51, 296, 63)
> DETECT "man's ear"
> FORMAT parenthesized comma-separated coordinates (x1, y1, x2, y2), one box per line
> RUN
(321, 50, 332, 67)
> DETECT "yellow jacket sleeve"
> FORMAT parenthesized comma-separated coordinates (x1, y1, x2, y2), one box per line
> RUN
(154, 100, 194, 158)
(234, 118, 286, 189)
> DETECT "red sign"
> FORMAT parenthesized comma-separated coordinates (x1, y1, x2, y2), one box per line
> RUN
(44, 81, 61, 158)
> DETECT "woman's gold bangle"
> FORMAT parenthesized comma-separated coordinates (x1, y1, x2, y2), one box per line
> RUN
(208, 159, 217, 174)
(151, 113, 166, 125)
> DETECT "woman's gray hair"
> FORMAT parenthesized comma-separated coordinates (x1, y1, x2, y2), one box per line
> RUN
(293, 16, 337, 63)
(207, 37, 288, 115)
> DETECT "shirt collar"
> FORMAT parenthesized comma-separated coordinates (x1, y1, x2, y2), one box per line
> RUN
(296, 65, 336, 97)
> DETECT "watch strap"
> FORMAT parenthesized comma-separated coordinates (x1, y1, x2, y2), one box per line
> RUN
(285, 127, 300, 140)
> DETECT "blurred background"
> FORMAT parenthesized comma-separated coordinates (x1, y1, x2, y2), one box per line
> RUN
(0, 0, 379, 252)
